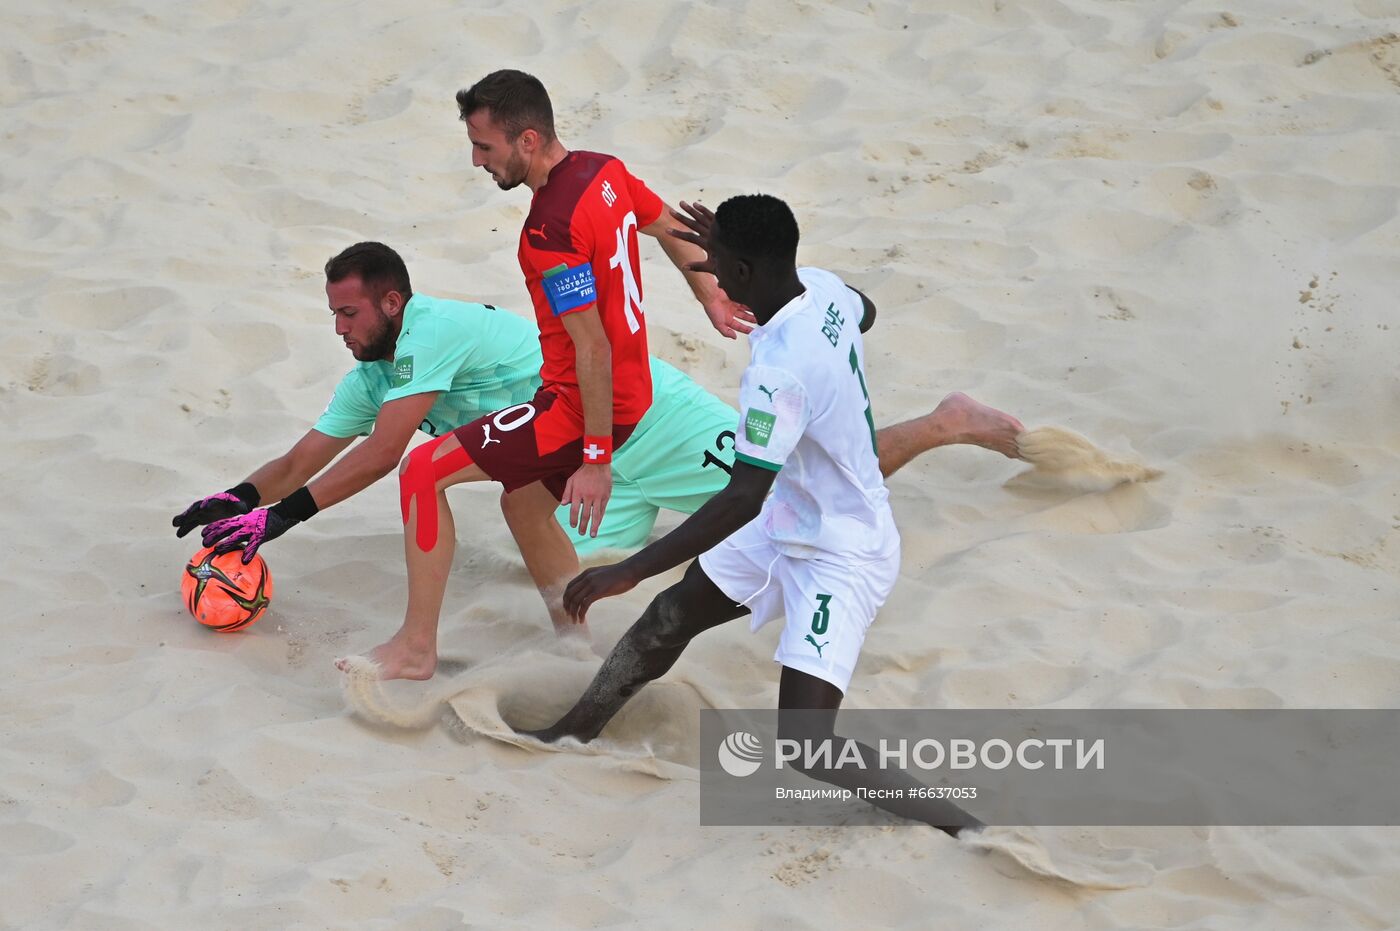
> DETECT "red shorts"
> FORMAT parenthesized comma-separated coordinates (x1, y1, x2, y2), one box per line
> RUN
(452, 388, 638, 500)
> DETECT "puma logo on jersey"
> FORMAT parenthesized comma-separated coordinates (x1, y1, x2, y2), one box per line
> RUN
(758, 384, 778, 402)
(527, 223, 547, 239)
(804, 634, 829, 657)
(481, 424, 501, 447)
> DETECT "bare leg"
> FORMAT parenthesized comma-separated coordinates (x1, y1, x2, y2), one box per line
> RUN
(777, 668, 979, 837)
(335, 434, 490, 681)
(500, 482, 586, 636)
(519, 561, 748, 742)
(518, 562, 980, 835)
(875, 391, 1025, 477)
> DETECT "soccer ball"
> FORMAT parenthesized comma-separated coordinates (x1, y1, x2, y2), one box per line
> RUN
(181, 545, 274, 632)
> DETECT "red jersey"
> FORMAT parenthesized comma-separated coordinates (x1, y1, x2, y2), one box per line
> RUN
(517, 151, 663, 427)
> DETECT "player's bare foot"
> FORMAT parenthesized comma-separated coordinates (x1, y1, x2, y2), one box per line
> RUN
(335, 633, 437, 681)
(931, 392, 1025, 458)
(515, 725, 565, 743)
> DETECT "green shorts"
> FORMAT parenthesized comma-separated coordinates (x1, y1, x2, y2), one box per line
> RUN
(555, 359, 738, 555)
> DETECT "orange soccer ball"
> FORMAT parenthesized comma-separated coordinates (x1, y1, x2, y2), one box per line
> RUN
(181, 545, 274, 632)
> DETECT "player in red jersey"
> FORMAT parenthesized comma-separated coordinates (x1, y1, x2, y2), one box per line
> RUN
(337, 70, 754, 680)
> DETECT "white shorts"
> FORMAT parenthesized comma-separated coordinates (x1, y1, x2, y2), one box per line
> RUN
(698, 516, 900, 693)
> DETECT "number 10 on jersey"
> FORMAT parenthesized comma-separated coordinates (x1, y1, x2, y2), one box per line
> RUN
(609, 210, 644, 334)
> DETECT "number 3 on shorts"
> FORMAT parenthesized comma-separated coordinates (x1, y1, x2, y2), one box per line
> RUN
(811, 593, 832, 635)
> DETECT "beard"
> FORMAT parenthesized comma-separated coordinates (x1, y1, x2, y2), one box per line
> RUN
(492, 147, 530, 190)
(353, 311, 397, 362)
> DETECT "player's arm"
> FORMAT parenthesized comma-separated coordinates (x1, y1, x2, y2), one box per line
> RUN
(642, 205, 720, 305)
(304, 392, 438, 510)
(172, 429, 352, 538)
(642, 204, 756, 339)
(245, 430, 354, 504)
(197, 393, 437, 563)
(562, 461, 776, 621)
(558, 306, 614, 538)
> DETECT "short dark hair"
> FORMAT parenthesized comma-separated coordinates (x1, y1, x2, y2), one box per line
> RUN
(714, 194, 800, 264)
(324, 242, 413, 301)
(456, 69, 556, 142)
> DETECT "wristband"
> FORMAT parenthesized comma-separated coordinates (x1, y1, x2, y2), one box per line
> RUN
(228, 482, 261, 507)
(270, 486, 320, 522)
(581, 435, 612, 464)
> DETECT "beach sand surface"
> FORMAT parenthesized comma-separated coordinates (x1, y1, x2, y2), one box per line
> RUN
(2, 0, 1399, 927)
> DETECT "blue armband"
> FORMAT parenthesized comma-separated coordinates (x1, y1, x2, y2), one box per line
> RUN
(542, 262, 597, 316)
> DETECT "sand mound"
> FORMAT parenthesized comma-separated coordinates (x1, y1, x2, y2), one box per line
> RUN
(963, 826, 1156, 890)
(1015, 426, 1163, 493)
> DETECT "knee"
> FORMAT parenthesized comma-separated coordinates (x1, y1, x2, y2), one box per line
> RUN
(499, 488, 559, 535)
(776, 721, 839, 779)
(634, 587, 692, 652)
(399, 443, 429, 483)
(399, 444, 432, 526)
(499, 488, 526, 521)
(776, 717, 834, 750)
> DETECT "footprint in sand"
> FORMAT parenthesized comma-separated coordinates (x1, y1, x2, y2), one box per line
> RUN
(338, 636, 595, 736)
(340, 641, 702, 780)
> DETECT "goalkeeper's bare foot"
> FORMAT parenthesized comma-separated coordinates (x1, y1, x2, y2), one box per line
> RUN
(335, 632, 437, 681)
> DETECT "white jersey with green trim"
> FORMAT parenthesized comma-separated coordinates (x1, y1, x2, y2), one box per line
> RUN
(731, 266, 895, 562)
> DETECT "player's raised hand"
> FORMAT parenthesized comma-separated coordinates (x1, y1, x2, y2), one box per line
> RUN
(667, 200, 716, 266)
(562, 462, 612, 539)
(172, 487, 256, 538)
(563, 563, 640, 623)
(669, 202, 757, 338)
(703, 290, 756, 339)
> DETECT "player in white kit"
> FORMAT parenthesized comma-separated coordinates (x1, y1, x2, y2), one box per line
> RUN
(525, 195, 978, 834)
